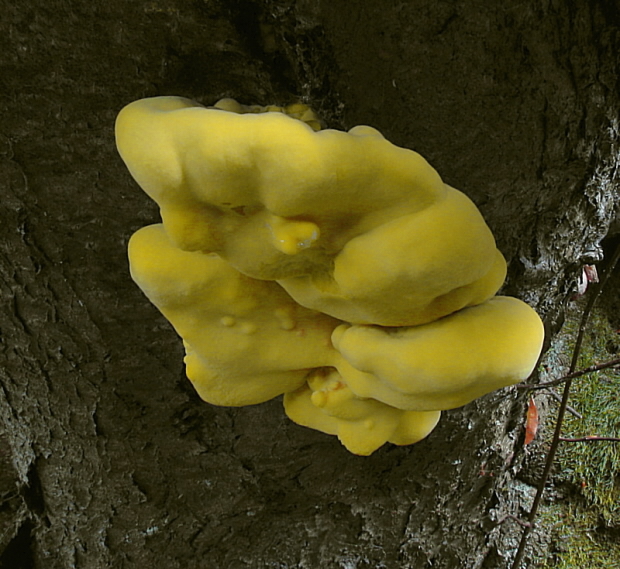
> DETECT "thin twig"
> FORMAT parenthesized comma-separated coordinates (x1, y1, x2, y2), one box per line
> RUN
(510, 241, 620, 569)
(546, 389, 582, 419)
(559, 436, 620, 442)
(520, 357, 620, 390)
(496, 514, 533, 529)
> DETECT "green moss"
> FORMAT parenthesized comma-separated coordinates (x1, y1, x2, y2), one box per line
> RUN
(539, 503, 620, 569)
(554, 307, 620, 524)
(538, 301, 620, 567)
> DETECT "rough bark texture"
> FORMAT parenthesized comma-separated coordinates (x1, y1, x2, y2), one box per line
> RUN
(0, 1, 618, 568)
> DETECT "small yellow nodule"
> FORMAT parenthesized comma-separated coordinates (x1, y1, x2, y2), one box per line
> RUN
(118, 95, 545, 455)
(310, 390, 328, 408)
(268, 216, 320, 255)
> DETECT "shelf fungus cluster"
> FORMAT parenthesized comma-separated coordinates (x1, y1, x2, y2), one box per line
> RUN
(116, 96, 544, 456)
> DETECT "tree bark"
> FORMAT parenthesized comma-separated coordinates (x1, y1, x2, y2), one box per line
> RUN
(0, 1, 618, 568)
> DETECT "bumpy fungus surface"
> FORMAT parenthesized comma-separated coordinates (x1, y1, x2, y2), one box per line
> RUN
(117, 96, 545, 455)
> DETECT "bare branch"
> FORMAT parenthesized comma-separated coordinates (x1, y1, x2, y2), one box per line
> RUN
(510, 241, 620, 569)
(559, 436, 620, 443)
(546, 389, 582, 419)
(520, 357, 620, 391)
(496, 514, 533, 529)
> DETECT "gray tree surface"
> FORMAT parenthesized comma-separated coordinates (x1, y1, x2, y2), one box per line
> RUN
(1, 1, 618, 567)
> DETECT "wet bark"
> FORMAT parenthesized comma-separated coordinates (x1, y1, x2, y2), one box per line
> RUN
(0, 1, 618, 568)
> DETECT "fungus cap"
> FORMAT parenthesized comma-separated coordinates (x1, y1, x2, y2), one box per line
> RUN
(117, 96, 545, 455)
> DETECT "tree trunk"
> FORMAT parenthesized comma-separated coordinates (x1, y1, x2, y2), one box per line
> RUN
(0, 1, 618, 567)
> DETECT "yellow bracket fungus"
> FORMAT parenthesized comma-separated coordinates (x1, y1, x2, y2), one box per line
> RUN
(116, 96, 545, 455)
